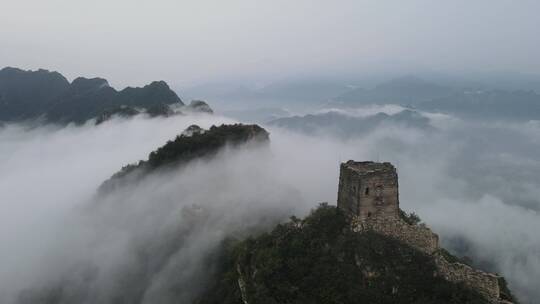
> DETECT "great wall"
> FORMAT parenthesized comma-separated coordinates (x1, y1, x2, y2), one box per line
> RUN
(337, 160, 513, 304)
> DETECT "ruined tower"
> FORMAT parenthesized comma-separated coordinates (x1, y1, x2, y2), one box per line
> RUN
(336, 161, 509, 303)
(337, 161, 399, 220)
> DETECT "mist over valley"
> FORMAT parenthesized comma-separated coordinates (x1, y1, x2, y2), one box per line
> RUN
(2, 1, 540, 303)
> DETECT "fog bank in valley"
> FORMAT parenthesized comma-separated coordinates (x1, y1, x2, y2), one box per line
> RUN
(0, 111, 539, 303)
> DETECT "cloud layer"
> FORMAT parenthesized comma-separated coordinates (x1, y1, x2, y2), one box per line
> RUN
(0, 112, 539, 303)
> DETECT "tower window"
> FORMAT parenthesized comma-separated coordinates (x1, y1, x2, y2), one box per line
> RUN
(365, 187, 370, 195)
(375, 185, 384, 205)
(375, 185, 383, 197)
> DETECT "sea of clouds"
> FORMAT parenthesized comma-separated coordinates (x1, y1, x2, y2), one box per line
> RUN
(0, 110, 539, 303)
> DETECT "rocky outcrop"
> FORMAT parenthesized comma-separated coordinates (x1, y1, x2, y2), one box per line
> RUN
(237, 264, 250, 304)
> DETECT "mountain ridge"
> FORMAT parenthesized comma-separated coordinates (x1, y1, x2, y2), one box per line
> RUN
(331, 76, 540, 121)
(99, 124, 269, 193)
(0, 67, 200, 124)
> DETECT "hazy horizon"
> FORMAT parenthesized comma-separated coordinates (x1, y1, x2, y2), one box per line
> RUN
(2, 0, 540, 89)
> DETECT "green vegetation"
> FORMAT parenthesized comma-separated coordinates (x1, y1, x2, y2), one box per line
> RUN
(399, 209, 422, 225)
(198, 204, 491, 304)
(436, 248, 477, 268)
(100, 124, 269, 191)
(146, 124, 268, 169)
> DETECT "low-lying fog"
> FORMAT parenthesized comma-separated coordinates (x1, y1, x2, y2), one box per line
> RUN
(0, 110, 539, 303)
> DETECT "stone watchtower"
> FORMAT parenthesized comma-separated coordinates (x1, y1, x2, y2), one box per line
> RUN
(337, 161, 399, 220)
(336, 161, 509, 303)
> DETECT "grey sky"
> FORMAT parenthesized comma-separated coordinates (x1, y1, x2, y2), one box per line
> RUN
(1, 0, 539, 88)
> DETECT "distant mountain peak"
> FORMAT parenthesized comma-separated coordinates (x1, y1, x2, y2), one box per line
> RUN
(148, 80, 169, 87)
(70, 77, 110, 92)
(0, 66, 196, 123)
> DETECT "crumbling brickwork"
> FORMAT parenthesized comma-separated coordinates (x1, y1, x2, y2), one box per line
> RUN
(338, 160, 512, 304)
(351, 216, 439, 255)
(337, 161, 399, 220)
(434, 254, 501, 302)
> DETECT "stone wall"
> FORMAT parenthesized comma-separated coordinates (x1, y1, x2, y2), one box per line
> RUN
(434, 253, 501, 302)
(351, 215, 439, 254)
(351, 215, 507, 303)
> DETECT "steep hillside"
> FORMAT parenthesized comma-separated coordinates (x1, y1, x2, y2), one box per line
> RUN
(0, 67, 70, 120)
(198, 161, 518, 304)
(197, 204, 517, 304)
(45, 77, 119, 122)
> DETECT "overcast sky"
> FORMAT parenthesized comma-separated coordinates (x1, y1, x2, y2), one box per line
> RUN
(1, 0, 539, 88)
